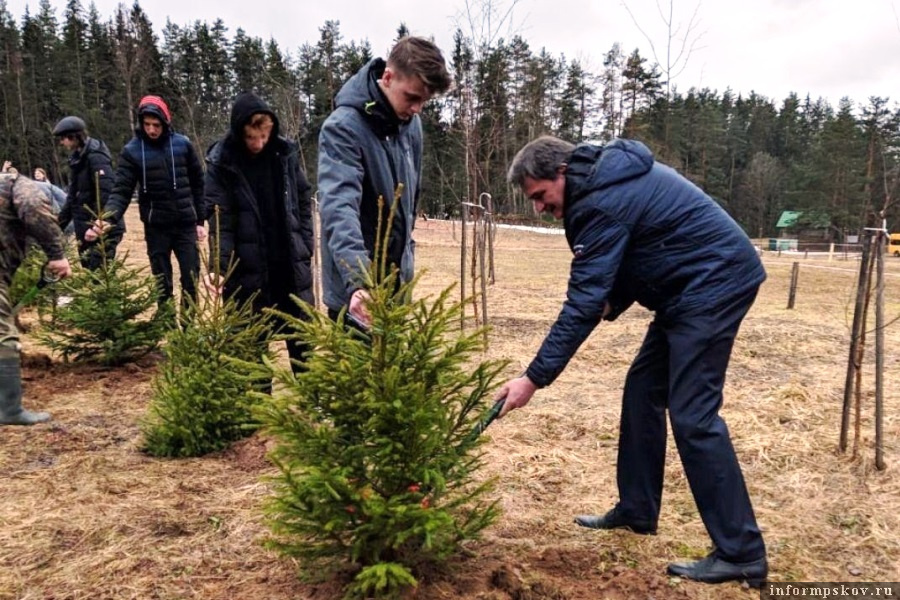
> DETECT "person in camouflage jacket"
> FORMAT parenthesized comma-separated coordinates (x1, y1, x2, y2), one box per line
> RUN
(0, 173, 71, 425)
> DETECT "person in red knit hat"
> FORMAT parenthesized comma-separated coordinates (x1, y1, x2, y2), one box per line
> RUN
(91, 95, 206, 320)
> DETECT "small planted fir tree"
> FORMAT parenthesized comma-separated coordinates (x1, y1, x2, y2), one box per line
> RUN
(141, 223, 277, 458)
(35, 195, 170, 365)
(259, 191, 507, 599)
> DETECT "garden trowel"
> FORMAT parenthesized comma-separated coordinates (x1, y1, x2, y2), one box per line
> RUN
(11, 263, 60, 317)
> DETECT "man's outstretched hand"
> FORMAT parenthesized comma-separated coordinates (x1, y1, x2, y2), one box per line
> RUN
(45, 258, 72, 280)
(349, 288, 372, 328)
(494, 375, 538, 418)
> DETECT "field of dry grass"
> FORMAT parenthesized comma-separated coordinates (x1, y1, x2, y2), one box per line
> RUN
(2, 213, 899, 599)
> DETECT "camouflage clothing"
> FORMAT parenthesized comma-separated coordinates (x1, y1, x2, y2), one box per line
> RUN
(0, 173, 65, 349)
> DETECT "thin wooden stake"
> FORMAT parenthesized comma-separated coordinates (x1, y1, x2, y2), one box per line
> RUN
(460, 198, 467, 331)
(840, 232, 874, 452)
(478, 208, 488, 343)
(852, 241, 876, 459)
(874, 232, 886, 470)
(468, 205, 480, 324)
(480, 192, 496, 284)
(787, 262, 800, 309)
(311, 194, 322, 312)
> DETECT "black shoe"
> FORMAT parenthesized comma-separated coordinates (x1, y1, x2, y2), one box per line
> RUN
(574, 506, 656, 535)
(667, 553, 767, 588)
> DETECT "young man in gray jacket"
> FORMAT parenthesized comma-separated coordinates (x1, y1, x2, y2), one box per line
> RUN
(317, 36, 450, 327)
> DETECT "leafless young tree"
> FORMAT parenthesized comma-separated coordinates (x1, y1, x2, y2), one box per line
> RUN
(621, 0, 705, 100)
(453, 0, 522, 325)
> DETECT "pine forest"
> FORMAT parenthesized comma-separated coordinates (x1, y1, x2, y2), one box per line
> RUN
(0, 0, 898, 239)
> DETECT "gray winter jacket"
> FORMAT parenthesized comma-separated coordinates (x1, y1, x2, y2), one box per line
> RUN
(317, 58, 422, 312)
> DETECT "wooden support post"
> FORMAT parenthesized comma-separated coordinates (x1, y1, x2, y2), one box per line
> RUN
(840, 232, 874, 452)
(311, 195, 323, 312)
(460, 198, 467, 331)
(469, 208, 480, 323)
(787, 262, 800, 309)
(874, 233, 885, 470)
(478, 209, 488, 343)
(480, 192, 496, 285)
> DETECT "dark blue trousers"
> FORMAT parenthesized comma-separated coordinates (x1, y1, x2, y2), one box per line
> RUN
(616, 288, 765, 562)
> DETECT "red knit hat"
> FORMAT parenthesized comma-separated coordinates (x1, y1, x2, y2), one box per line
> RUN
(137, 95, 171, 124)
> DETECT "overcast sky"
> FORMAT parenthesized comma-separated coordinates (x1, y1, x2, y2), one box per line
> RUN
(6, 0, 900, 109)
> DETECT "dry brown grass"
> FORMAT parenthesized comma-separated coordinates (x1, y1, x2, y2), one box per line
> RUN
(2, 214, 899, 599)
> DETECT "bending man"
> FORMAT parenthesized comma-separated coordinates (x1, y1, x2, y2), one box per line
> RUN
(496, 136, 768, 587)
(0, 173, 71, 425)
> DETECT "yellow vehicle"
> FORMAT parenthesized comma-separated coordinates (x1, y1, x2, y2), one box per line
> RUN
(889, 233, 900, 257)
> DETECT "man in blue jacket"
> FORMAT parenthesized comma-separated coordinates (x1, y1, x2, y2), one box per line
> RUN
(495, 136, 768, 587)
(317, 36, 450, 327)
(92, 95, 205, 315)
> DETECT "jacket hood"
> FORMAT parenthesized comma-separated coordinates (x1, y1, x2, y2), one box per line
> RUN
(334, 58, 404, 138)
(70, 136, 111, 167)
(136, 95, 172, 140)
(138, 95, 171, 123)
(228, 91, 280, 144)
(206, 131, 297, 169)
(565, 139, 655, 205)
(84, 137, 112, 159)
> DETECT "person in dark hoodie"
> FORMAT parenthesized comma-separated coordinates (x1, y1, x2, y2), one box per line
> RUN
(52, 115, 124, 269)
(91, 95, 205, 313)
(317, 36, 451, 327)
(204, 92, 314, 371)
(494, 136, 768, 588)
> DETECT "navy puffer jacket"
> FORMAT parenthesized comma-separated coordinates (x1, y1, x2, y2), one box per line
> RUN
(106, 104, 204, 227)
(525, 139, 766, 388)
(204, 93, 314, 309)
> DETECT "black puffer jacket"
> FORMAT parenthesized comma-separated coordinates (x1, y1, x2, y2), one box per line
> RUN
(106, 105, 204, 227)
(57, 137, 125, 240)
(204, 92, 314, 309)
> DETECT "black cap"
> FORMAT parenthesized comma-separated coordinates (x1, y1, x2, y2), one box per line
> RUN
(52, 116, 86, 136)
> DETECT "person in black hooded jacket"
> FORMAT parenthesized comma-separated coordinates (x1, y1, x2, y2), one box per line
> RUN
(52, 115, 124, 269)
(204, 91, 315, 372)
(93, 95, 205, 314)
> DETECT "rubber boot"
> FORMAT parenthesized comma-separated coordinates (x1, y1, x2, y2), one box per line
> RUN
(0, 351, 51, 425)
